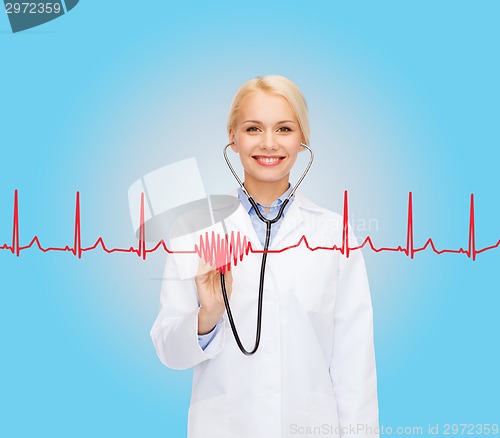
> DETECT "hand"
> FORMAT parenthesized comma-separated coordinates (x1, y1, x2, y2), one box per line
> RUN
(195, 260, 233, 335)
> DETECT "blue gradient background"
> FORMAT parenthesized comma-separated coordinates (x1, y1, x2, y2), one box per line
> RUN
(1, 1, 499, 437)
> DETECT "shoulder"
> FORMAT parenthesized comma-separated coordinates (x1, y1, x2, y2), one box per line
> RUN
(294, 191, 343, 222)
(293, 191, 346, 241)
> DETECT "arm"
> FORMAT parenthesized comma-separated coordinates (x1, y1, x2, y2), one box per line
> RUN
(150, 254, 227, 370)
(330, 230, 379, 437)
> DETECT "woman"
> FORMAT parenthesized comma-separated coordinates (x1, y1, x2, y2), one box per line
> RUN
(151, 75, 379, 438)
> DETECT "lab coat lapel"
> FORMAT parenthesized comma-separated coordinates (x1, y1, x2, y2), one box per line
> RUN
(223, 190, 263, 250)
(270, 196, 305, 250)
(224, 188, 308, 251)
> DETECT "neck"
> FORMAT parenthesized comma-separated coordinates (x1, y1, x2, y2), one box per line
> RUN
(243, 174, 290, 206)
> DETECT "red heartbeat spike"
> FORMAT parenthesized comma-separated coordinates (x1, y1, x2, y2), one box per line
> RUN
(12, 189, 20, 256)
(406, 192, 414, 259)
(73, 191, 82, 258)
(138, 192, 146, 260)
(468, 193, 476, 261)
(342, 189, 349, 258)
(194, 230, 252, 274)
(1, 190, 498, 261)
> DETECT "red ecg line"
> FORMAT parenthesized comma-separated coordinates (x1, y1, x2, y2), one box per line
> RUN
(1, 190, 499, 266)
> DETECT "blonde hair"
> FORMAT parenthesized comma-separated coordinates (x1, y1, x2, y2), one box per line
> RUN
(227, 75, 310, 145)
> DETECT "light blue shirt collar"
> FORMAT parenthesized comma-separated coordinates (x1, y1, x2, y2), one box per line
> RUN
(237, 184, 294, 215)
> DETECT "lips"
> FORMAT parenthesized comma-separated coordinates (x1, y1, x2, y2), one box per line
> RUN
(252, 155, 286, 167)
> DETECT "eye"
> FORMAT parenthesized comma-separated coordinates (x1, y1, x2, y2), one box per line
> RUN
(246, 126, 260, 132)
(277, 126, 292, 132)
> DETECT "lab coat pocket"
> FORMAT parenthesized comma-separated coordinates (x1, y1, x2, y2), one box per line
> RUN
(187, 393, 229, 438)
(309, 391, 340, 436)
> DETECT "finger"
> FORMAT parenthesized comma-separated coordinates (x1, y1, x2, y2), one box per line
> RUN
(196, 257, 216, 277)
(222, 264, 233, 292)
(225, 264, 233, 281)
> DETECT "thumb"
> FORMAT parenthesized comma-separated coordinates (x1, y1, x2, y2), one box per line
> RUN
(197, 258, 215, 277)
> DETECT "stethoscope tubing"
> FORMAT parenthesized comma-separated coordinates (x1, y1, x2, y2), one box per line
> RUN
(220, 142, 314, 355)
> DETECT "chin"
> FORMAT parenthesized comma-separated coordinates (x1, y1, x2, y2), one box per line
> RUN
(248, 171, 291, 185)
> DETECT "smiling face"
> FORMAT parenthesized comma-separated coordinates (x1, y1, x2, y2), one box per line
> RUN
(228, 90, 305, 195)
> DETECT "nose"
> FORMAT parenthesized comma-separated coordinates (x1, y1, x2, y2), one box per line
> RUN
(260, 130, 278, 151)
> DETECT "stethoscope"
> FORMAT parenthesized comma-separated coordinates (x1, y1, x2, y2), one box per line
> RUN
(221, 142, 314, 355)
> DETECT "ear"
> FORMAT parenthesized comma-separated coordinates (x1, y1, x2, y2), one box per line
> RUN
(228, 128, 238, 152)
(299, 132, 307, 151)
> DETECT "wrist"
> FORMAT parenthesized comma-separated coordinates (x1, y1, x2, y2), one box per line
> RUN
(198, 306, 223, 335)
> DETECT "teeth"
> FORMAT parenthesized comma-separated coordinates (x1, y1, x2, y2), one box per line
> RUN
(256, 157, 281, 163)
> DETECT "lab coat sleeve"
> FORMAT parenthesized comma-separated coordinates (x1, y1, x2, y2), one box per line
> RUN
(330, 229, 379, 437)
(150, 253, 226, 370)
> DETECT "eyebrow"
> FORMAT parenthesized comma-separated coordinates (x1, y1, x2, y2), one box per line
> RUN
(242, 120, 297, 124)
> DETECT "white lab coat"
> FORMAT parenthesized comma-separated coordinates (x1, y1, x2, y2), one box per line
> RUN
(151, 191, 379, 438)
